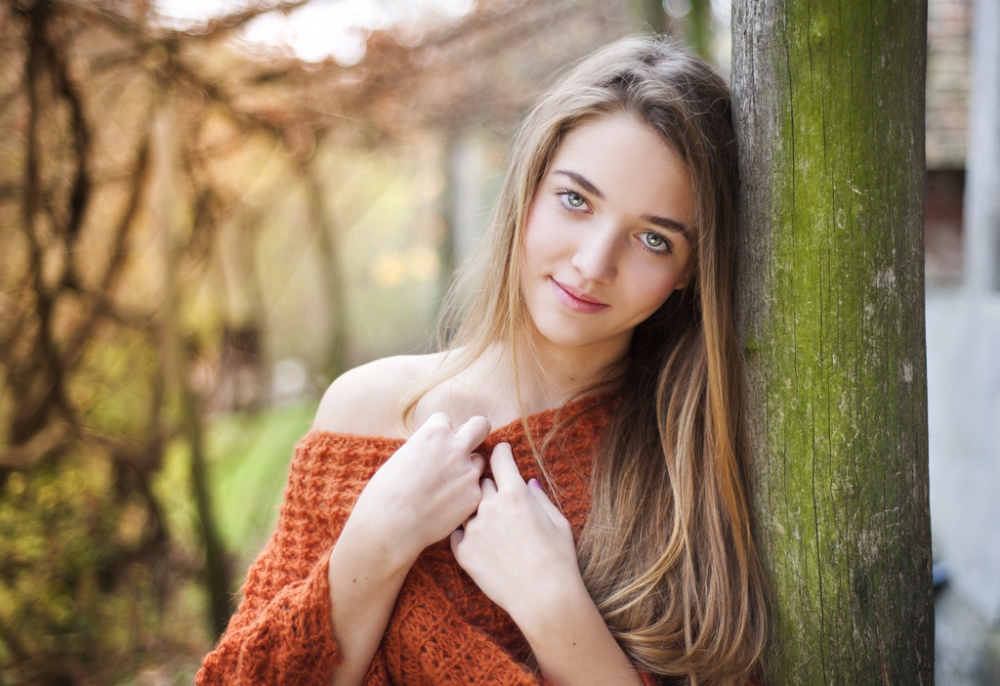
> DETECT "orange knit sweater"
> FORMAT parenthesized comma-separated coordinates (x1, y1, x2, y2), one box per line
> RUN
(196, 398, 742, 685)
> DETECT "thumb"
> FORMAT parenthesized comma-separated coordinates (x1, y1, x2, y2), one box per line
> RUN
(527, 478, 564, 524)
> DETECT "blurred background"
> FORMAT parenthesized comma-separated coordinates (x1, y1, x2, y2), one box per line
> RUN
(0, 0, 996, 684)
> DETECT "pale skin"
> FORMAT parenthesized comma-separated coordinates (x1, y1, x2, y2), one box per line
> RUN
(314, 114, 696, 686)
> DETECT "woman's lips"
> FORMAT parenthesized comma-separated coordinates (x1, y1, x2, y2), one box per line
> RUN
(550, 278, 609, 313)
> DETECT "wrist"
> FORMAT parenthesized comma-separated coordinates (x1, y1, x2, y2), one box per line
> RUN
(515, 576, 640, 686)
(512, 573, 594, 643)
(331, 507, 421, 583)
(349, 484, 433, 567)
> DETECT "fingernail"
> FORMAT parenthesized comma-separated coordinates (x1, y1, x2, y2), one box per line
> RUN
(529, 478, 541, 489)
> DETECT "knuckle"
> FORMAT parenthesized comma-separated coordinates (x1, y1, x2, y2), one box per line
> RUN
(467, 486, 483, 507)
(426, 412, 450, 429)
(476, 495, 496, 516)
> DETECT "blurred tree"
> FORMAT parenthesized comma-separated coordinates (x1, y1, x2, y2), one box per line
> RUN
(1, 2, 171, 681)
(302, 154, 348, 383)
(682, 0, 712, 59)
(152, 102, 234, 639)
(0, 0, 630, 681)
(731, 0, 933, 683)
(629, 0, 713, 59)
(630, 0, 667, 32)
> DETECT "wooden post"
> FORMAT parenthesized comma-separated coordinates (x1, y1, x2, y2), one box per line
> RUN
(730, 1, 934, 682)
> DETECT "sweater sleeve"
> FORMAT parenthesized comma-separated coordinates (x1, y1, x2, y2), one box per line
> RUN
(196, 432, 395, 686)
(194, 422, 706, 686)
(380, 560, 664, 686)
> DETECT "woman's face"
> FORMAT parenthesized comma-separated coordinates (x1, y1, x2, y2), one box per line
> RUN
(520, 113, 696, 356)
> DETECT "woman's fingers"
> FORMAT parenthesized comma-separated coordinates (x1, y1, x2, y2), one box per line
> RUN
(423, 411, 454, 431)
(479, 476, 498, 497)
(489, 443, 523, 490)
(528, 478, 566, 525)
(470, 452, 487, 475)
(449, 527, 464, 550)
(455, 415, 491, 448)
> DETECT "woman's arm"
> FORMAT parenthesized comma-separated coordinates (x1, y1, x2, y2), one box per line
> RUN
(450, 444, 644, 686)
(326, 412, 489, 686)
(196, 432, 360, 686)
(326, 520, 412, 686)
(199, 352, 489, 686)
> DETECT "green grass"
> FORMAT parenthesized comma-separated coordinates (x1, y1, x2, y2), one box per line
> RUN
(205, 402, 319, 577)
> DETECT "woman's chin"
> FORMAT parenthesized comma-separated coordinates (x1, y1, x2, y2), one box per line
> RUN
(528, 322, 629, 356)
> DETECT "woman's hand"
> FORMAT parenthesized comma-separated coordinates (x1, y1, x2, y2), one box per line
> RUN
(449, 443, 644, 686)
(328, 413, 490, 686)
(349, 413, 491, 566)
(449, 443, 581, 627)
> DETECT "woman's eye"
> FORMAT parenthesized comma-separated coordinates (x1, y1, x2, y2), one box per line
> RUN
(640, 231, 671, 253)
(557, 190, 588, 211)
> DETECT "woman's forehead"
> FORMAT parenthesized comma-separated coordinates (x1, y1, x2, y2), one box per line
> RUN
(544, 114, 695, 229)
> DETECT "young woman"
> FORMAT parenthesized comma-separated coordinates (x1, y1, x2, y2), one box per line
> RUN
(198, 36, 767, 686)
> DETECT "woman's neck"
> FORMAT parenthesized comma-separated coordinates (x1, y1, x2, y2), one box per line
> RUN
(414, 330, 629, 431)
(505, 334, 628, 414)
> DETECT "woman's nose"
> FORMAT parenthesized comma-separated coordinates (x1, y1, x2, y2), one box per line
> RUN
(570, 225, 619, 283)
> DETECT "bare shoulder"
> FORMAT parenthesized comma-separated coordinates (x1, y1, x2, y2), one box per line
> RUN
(312, 352, 447, 438)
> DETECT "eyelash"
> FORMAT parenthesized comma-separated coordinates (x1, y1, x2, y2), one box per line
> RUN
(555, 189, 590, 214)
(555, 189, 673, 256)
(638, 231, 673, 255)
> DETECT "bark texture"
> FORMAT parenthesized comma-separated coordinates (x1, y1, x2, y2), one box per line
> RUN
(730, 2, 934, 684)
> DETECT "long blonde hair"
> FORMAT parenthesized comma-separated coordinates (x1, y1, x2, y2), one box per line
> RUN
(405, 36, 766, 684)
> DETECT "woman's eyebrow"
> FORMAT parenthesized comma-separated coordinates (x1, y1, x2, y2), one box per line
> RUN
(554, 168, 690, 238)
(643, 215, 690, 239)
(553, 169, 604, 199)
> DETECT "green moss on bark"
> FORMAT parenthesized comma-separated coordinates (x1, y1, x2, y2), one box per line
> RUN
(732, 1, 933, 684)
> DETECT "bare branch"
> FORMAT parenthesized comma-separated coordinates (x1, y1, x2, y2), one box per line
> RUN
(64, 284, 158, 335)
(0, 83, 24, 117)
(63, 0, 311, 46)
(58, 0, 146, 45)
(0, 183, 20, 202)
(156, 0, 312, 42)
(169, 54, 286, 137)
(0, 418, 72, 472)
(13, 0, 65, 446)
(61, 129, 153, 371)
(46, 25, 92, 246)
(0, 288, 34, 362)
(88, 48, 145, 74)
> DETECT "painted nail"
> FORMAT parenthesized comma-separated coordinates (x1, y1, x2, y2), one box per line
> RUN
(529, 478, 541, 489)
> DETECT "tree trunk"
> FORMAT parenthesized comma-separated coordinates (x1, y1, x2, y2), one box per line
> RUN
(730, 2, 934, 684)
(154, 104, 233, 639)
(303, 159, 348, 383)
(629, 0, 712, 58)
(629, 0, 666, 33)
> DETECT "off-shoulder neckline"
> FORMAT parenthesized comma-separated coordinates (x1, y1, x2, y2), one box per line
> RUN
(304, 392, 612, 444)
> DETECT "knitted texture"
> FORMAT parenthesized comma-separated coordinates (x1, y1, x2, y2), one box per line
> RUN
(196, 397, 750, 685)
